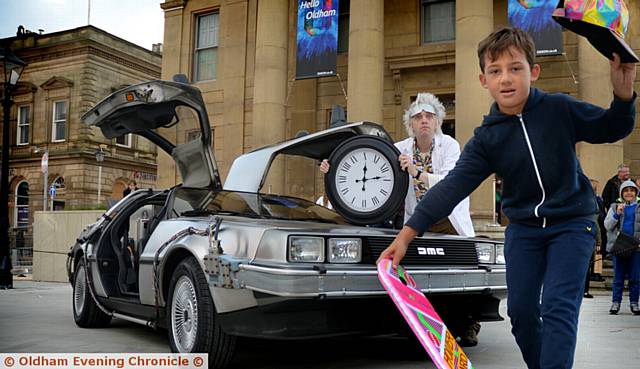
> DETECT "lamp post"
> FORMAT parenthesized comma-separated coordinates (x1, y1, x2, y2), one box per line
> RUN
(96, 148, 105, 205)
(0, 43, 27, 289)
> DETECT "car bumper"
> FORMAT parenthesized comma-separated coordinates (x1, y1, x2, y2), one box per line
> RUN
(231, 263, 507, 298)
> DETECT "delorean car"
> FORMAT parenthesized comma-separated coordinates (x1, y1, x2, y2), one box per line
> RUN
(67, 79, 506, 368)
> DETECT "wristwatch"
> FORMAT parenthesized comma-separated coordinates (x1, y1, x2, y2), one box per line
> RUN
(414, 170, 422, 179)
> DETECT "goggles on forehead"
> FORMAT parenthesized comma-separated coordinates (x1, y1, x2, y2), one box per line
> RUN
(408, 103, 436, 118)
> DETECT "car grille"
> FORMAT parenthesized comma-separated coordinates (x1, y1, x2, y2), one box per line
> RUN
(363, 236, 479, 267)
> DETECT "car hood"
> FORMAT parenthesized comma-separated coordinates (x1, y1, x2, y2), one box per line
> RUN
(82, 80, 221, 189)
(224, 121, 393, 192)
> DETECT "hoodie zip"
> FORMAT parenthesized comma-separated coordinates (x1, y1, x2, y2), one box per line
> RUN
(518, 114, 547, 227)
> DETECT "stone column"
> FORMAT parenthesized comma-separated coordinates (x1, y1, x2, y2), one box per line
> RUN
(346, 0, 384, 123)
(253, 0, 289, 194)
(157, 0, 185, 188)
(221, 0, 249, 179)
(576, 37, 622, 188)
(455, 0, 494, 224)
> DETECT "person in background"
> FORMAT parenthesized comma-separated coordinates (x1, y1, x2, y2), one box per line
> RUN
(320, 92, 478, 346)
(378, 27, 636, 368)
(320, 92, 475, 237)
(590, 179, 606, 282)
(603, 164, 631, 212)
(123, 179, 138, 197)
(603, 180, 640, 315)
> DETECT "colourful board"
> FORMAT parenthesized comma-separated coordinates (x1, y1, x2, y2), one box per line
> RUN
(377, 258, 474, 369)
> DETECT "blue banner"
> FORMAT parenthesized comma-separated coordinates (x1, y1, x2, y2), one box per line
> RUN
(296, 0, 339, 79)
(508, 0, 563, 56)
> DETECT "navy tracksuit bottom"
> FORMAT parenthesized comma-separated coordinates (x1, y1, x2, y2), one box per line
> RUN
(504, 218, 596, 369)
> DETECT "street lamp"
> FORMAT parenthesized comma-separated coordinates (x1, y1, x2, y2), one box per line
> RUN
(96, 147, 105, 205)
(0, 43, 27, 289)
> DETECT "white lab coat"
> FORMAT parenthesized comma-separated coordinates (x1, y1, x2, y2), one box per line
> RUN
(394, 134, 475, 237)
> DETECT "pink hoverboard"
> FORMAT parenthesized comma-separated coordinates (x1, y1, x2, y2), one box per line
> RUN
(377, 258, 474, 369)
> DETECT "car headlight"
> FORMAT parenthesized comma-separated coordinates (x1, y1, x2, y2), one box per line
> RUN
(328, 238, 362, 263)
(289, 236, 324, 262)
(475, 242, 495, 264)
(495, 243, 505, 264)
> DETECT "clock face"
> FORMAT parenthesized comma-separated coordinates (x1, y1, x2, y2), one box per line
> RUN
(333, 148, 395, 212)
(325, 135, 408, 226)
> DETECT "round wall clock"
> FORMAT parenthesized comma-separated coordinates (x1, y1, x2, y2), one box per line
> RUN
(325, 136, 408, 225)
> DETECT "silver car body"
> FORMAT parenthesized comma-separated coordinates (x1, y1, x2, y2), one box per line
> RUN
(69, 80, 506, 340)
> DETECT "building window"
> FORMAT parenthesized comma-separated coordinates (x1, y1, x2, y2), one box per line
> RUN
(52, 100, 67, 142)
(14, 181, 29, 228)
(421, 0, 455, 44)
(17, 105, 30, 145)
(115, 133, 132, 148)
(337, 0, 350, 53)
(194, 12, 219, 82)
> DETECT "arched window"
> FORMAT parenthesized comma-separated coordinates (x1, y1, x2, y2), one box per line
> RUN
(51, 176, 65, 211)
(14, 181, 29, 228)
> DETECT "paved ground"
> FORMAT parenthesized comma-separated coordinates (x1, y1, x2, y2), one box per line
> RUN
(1, 280, 639, 368)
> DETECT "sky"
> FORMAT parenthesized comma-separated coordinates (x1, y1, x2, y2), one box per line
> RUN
(0, 0, 164, 50)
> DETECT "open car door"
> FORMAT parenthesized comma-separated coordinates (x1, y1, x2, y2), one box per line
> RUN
(82, 80, 221, 189)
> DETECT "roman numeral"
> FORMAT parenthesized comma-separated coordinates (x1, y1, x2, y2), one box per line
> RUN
(380, 163, 390, 173)
(363, 152, 367, 160)
(362, 199, 367, 208)
(372, 196, 380, 206)
(351, 196, 356, 204)
(338, 175, 347, 183)
(340, 187, 349, 195)
(373, 155, 380, 164)
(380, 189, 388, 196)
(350, 155, 358, 164)
(341, 162, 352, 172)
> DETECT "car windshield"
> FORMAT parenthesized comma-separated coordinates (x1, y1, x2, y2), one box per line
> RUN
(171, 187, 347, 224)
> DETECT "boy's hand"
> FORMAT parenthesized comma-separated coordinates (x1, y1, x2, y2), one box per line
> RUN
(319, 159, 330, 174)
(376, 226, 418, 268)
(610, 53, 636, 101)
(616, 203, 625, 215)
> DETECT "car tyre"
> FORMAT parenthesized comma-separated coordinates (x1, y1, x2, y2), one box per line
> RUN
(167, 256, 236, 369)
(73, 259, 112, 328)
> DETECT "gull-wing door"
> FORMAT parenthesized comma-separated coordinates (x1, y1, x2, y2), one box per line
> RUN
(82, 80, 221, 189)
(224, 121, 393, 192)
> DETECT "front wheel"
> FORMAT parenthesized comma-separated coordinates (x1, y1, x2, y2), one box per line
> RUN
(72, 259, 112, 328)
(167, 256, 236, 368)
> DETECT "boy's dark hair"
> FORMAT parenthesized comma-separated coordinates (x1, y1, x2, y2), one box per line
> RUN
(477, 26, 536, 72)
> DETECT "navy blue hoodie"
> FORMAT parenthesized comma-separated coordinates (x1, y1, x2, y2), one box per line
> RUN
(406, 87, 637, 231)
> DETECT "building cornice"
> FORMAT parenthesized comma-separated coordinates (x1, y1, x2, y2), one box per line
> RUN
(18, 42, 160, 78)
(161, 0, 187, 12)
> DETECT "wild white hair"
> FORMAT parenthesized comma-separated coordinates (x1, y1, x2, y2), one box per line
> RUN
(402, 92, 446, 137)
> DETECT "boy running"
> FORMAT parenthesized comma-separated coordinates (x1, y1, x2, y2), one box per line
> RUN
(378, 27, 636, 369)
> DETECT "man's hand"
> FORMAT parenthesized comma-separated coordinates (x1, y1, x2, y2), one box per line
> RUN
(398, 154, 418, 178)
(611, 53, 636, 101)
(319, 159, 330, 174)
(376, 226, 418, 268)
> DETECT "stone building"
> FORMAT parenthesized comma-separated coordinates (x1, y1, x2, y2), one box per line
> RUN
(158, 0, 640, 227)
(0, 25, 161, 231)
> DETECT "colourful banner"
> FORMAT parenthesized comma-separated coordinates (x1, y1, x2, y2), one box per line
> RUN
(296, 0, 339, 79)
(508, 0, 564, 56)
